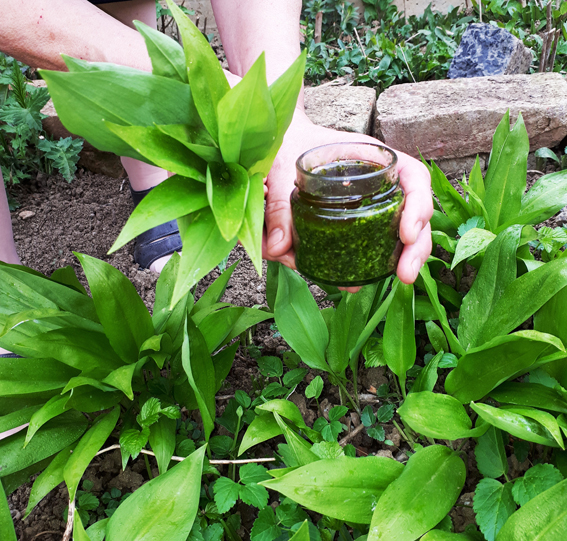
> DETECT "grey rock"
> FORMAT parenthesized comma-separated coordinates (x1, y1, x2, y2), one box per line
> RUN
(449, 23, 532, 79)
(375, 73, 567, 161)
(435, 154, 488, 178)
(305, 84, 377, 135)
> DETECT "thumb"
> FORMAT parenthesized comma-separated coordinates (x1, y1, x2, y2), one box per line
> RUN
(264, 175, 295, 260)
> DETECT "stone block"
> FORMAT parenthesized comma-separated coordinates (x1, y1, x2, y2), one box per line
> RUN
(304, 84, 376, 135)
(448, 23, 532, 79)
(30, 81, 125, 178)
(375, 73, 567, 160)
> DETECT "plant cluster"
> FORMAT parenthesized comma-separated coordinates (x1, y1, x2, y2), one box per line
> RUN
(0, 53, 83, 198)
(300, 0, 567, 88)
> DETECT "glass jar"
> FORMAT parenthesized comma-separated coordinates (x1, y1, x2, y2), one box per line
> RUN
(291, 142, 404, 287)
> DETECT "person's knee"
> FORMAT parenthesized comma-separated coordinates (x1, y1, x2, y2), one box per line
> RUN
(98, 0, 157, 30)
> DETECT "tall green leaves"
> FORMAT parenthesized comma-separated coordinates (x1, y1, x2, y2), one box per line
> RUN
(0, 480, 16, 541)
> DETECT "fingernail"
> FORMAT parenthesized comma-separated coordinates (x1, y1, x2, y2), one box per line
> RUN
(413, 221, 423, 244)
(268, 228, 284, 249)
(412, 258, 422, 279)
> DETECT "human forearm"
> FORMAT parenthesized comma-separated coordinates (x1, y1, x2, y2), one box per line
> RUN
(0, 0, 152, 71)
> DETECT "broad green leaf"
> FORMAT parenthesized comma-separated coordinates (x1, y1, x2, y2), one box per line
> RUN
(73, 510, 92, 541)
(102, 359, 148, 400)
(41, 63, 194, 159)
(261, 456, 403, 524)
(0, 406, 40, 435)
(273, 413, 319, 467)
(238, 173, 265, 274)
(86, 519, 109, 541)
(256, 400, 307, 429)
(64, 407, 120, 501)
(219, 307, 273, 347)
(24, 444, 76, 518)
(432, 231, 457, 253)
(238, 413, 281, 456)
(499, 171, 567, 231)
(213, 342, 239, 392)
(17, 328, 123, 372)
(430, 209, 458, 236)
(429, 160, 474, 228)
(419, 264, 464, 355)
(452, 228, 496, 270)
(106, 122, 206, 180)
(149, 416, 177, 476)
(192, 260, 239, 314)
(167, 0, 229, 142)
(24, 395, 69, 446)
(411, 351, 442, 393)
(490, 382, 567, 414)
(458, 225, 523, 349)
(106, 445, 206, 541)
(474, 478, 516, 541)
(1, 457, 54, 497)
(76, 253, 154, 364)
(503, 406, 564, 449)
(468, 156, 485, 214)
(217, 53, 277, 168)
(250, 507, 281, 541)
(198, 306, 244, 353)
(414, 296, 437, 321)
(497, 478, 567, 540)
(398, 391, 486, 440)
(173, 208, 237, 307)
(289, 521, 310, 541)
(0, 411, 87, 478)
(471, 402, 558, 447)
(368, 445, 466, 541)
(425, 321, 448, 354)
(213, 476, 240, 513)
(206, 162, 250, 241)
(274, 266, 330, 372)
(133, 20, 187, 83)
(0, 479, 16, 541)
(239, 482, 269, 509)
(182, 319, 216, 440)
(327, 284, 378, 376)
(445, 331, 565, 403)
(0, 392, 58, 418)
(110, 176, 208, 253)
(249, 50, 306, 177)
(156, 123, 222, 163)
(383, 281, 415, 388)
(421, 532, 483, 541)
(512, 464, 563, 506)
(64, 386, 122, 413)
(484, 113, 529, 228)
(475, 426, 508, 479)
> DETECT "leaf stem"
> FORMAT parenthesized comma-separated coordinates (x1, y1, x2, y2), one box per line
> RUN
(144, 453, 153, 480)
(337, 378, 361, 415)
(392, 419, 415, 450)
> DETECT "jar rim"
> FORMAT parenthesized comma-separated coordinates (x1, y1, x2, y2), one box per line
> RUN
(295, 142, 398, 182)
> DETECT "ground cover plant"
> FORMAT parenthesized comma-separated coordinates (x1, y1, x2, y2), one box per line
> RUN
(4, 3, 567, 541)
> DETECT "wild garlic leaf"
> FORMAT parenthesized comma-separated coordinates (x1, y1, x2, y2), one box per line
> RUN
(473, 478, 516, 541)
(512, 463, 564, 506)
(305, 375, 324, 400)
(213, 477, 240, 513)
(457, 216, 486, 237)
(475, 426, 508, 479)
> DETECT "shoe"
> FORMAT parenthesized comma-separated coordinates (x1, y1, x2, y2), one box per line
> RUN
(0, 353, 22, 358)
(130, 185, 183, 270)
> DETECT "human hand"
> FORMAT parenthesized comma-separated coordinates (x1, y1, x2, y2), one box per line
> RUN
(263, 110, 433, 287)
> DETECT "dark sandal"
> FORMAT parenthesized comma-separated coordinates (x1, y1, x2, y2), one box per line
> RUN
(130, 185, 183, 270)
(0, 353, 22, 358)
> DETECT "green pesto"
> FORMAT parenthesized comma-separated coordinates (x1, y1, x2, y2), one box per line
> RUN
(292, 188, 403, 287)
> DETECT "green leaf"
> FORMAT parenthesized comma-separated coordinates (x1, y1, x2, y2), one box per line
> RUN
(24, 444, 76, 518)
(133, 20, 187, 83)
(64, 407, 120, 501)
(217, 52, 277, 168)
(182, 319, 216, 440)
(398, 391, 486, 440)
(273, 413, 319, 467)
(25, 394, 69, 446)
(274, 266, 330, 372)
(289, 521, 310, 541)
(106, 445, 206, 541)
(110, 175, 208, 253)
(483, 111, 529, 228)
(257, 356, 283, 378)
(166, 0, 229, 142)
(240, 464, 271, 485)
(490, 382, 567, 414)
(239, 483, 269, 509)
(457, 216, 486, 237)
(249, 50, 306, 177)
(213, 477, 240, 513)
(512, 464, 564, 506)
(41, 62, 195, 160)
(497, 478, 567, 540)
(192, 260, 239, 315)
(368, 445, 466, 540)
(421, 531, 483, 541)
(262, 456, 403, 524)
(411, 351, 442, 393)
(305, 376, 324, 400)
(471, 402, 558, 447)
(432, 231, 458, 253)
(0, 479, 17, 541)
(0, 411, 87, 478)
(206, 162, 249, 241)
(238, 173, 267, 275)
(425, 321, 449, 354)
(445, 330, 565, 403)
(198, 306, 245, 353)
(250, 507, 281, 541)
(156, 123, 222, 163)
(468, 157, 485, 213)
(452, 228, 495, 270)
(535, 147, 560, 163)
(430, 209, 458, 236)
(86, 519, 109, 541)
(120, 427, 150, 461)
(149, 416, 176, 476)
(173, 208, 237, 307)
(238, 413, 281, 456)
(474, 478, 516, 541)
(503, 406, 564, 449)
(76, 253, 154, 364)
(475, 426, 508, 479)
(383, 281, 415, 388)
(73, 510, 92, 541)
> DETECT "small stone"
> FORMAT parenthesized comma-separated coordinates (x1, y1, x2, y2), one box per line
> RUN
(384, 425, 402, 447)
(18, 210, 36, 220)
(394, 450, 408, 462)
(555, 207, 567, 226)
(375, 449, 394, 459)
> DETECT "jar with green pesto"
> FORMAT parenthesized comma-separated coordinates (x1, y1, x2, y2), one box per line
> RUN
(291, 142, 404, 287)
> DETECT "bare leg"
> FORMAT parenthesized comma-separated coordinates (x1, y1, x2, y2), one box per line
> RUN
(99, 1, 176, 273)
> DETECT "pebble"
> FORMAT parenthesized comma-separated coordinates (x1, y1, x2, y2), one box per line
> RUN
(18, 210, 36, 220)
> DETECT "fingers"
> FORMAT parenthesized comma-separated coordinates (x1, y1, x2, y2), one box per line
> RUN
(396, 152, 433, 246)
(396, 222, 432, 284)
